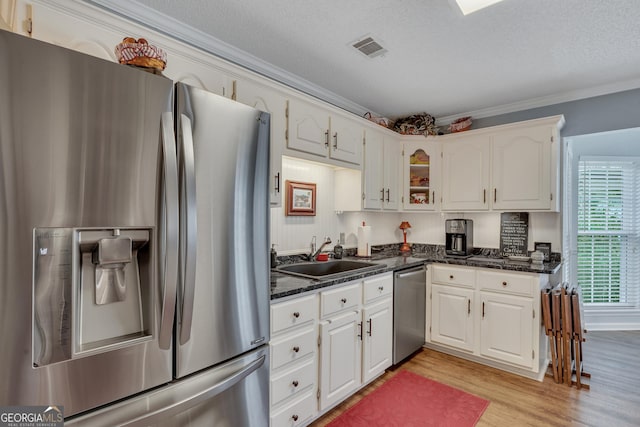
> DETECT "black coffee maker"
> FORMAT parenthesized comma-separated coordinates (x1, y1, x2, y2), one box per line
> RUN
(445, 219, 473, 257)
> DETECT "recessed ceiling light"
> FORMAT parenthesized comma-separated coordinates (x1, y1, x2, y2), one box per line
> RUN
(455, 0, 505, 15)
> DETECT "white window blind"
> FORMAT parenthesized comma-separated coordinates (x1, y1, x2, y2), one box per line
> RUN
(577, 159, 640, 307)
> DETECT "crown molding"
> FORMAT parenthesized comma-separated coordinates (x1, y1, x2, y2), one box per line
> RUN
(436, 77, 640, 125)
(72, 1, 640, 125)
(82, 0, 371, 117)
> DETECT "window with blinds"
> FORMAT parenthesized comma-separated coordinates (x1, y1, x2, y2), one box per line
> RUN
(577, 159, 640, 307)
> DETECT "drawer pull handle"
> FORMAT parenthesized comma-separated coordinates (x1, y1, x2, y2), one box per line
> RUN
(292, 346, 300, 353)
(341, 298, 347, 303)
(293, 311, 300, 318)
(292, 414, 299, 421)
(449, 275, 454, 280)
(502, 281, 507, 287)
(292, 380, 299, 387)
(468, 299, 471, 315)
(378, 286, 384, 292)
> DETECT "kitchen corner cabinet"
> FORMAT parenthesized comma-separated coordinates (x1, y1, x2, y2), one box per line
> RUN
(402, 139, 441, 210)
(427, 264, 547, 380)
(286, 98, 362, 166)
(235, 78, 285, 207)
(363, 130, 401, 210)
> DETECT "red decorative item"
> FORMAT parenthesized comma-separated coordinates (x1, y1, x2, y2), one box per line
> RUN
(399, 221, 411, 253)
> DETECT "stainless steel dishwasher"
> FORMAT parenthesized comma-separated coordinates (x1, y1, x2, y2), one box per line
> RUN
(393, 264, 427, 364)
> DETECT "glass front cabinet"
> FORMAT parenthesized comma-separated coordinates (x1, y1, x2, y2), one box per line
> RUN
(403, 139, 440, 210)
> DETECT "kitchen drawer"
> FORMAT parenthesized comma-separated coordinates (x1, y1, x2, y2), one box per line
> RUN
(270, 390, 316, 427)
(271, 358, 315, 408)
(320, 282, 361, 318)
(271, 326, 316, 370)
(362, 273, 393, 305)
(431, 264, 475, 288)
(477, 270, 534, 297)
(272, 294, 318, 336)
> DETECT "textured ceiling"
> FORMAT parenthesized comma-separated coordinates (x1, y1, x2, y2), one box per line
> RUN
(130, 0, 640, 120)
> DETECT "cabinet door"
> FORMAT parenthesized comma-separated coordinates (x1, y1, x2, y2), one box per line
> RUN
(383, 138, 402, 210)
(362, 299, 393, 383)
(362, 130, 384, 210)
(441, 134, 490, 211)
(319, 311, 362, 410)
(491, 125, 553, 210)
(287, 98, 329, 157)
(330, 115, 363, 165)
(431, 284, 475, 352)
(236, 79, 286, 206)
(479, 292, 534, 368)
(403, 140, 440, 210)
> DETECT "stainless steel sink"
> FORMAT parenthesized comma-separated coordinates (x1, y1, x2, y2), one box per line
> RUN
(275, 260, 382, 280)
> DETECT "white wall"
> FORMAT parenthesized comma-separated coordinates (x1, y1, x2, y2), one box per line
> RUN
(271, 156, 562, 255)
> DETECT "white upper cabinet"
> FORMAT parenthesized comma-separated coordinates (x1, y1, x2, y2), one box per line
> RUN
(330, 114, 364, 165)
(442, 115, 563, 212)
(363, 130, 401, 210)
(441, 134, 491, 211)
(286, 97, 362, 166)
(402, 138, 441, 211)
(491, 124, 556, 211)
(235, 78, 286, 207)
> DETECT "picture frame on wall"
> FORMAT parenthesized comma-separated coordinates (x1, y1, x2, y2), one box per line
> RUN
(534, 241, 551, 262)
(285, 180, 316, 216)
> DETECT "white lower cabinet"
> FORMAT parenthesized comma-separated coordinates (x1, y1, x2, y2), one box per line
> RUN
(428, 264, 547, 380)
(319, 310, 362, 410)
(318, 273, 394, 412)
(431, 284, 475, 352)
(270, 272, 394, 425)
(270, 295, 319, 427)
(479, 292, 534, 369)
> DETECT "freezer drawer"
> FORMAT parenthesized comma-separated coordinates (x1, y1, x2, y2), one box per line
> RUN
(66, 346, 269, 427)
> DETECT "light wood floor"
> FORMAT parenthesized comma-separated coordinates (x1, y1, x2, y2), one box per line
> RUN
(311, 331, 640, 427)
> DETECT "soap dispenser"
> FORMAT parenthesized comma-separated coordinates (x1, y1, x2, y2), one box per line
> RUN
(333, 239, 343, 259)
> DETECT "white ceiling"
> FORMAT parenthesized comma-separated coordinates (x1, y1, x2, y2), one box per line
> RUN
(107, 0, 640, 121)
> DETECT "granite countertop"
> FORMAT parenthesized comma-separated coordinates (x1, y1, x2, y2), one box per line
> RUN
(270, 245, 562, 300)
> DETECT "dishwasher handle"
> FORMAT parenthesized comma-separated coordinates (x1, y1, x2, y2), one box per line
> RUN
(395, 265, 426, 280)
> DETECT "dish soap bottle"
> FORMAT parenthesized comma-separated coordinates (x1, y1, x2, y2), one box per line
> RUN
(270, 244, 278, 268)
(333, 240, 343, 259)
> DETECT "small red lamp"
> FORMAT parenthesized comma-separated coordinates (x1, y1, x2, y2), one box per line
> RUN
(399, 221, 412, 253)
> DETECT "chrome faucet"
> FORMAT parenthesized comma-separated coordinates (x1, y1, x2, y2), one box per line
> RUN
(309, 236, 331, 261)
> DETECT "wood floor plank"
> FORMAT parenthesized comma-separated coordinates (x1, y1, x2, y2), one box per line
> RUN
(310, 331, 640, 427)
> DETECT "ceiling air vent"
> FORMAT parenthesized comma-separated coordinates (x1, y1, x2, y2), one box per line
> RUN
(352, 36, 387, 58)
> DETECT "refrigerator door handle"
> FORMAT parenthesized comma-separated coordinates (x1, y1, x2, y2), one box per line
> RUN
(120, 354, 266, 427)
(179, 114, 198, 345)
(159, 112, 179, 350)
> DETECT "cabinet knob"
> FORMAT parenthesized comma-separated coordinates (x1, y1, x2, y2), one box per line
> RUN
(449, 275, 454, 280)
(292, 414, 299, 422)
(341, 298, 347, 303)
(502, 281, 508, 287)
(293, 311, 300, 318)
(292, 380, 299, 387)
(292, 346, 300, 353)
(378, 286, 384, 292)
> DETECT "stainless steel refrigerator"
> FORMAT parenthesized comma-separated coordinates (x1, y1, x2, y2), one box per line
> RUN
(0, 29, 270, 426)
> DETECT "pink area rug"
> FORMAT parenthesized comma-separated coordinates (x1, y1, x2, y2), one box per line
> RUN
(327, 370, 490, 427)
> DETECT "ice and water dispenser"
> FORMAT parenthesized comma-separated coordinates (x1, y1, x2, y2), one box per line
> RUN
(33, 227, 154, 367)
